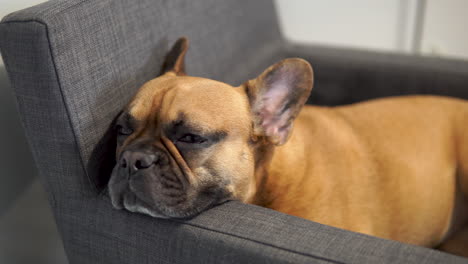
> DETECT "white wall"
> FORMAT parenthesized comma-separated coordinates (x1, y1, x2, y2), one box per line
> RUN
(421, 0, 468, 59)
(275, 0, 468, 60)
(275, 0, 418, 53)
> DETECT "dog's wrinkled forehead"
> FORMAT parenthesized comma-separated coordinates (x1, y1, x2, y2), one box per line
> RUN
(127, 74, 251, 134)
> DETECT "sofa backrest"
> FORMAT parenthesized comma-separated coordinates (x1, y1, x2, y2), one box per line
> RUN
(0, 0, 284, 197)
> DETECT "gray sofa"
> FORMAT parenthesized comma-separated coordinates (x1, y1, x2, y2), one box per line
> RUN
(1, 0, 468, 263)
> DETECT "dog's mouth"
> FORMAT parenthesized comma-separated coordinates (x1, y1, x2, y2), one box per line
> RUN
(108, 163, 196, 218)
(108, 162, 230, 219)
(117, 189, 167, 218)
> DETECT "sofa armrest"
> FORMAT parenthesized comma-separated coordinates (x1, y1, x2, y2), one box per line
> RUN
(65, 196, 466, 264)
(284, 44, 468, 106)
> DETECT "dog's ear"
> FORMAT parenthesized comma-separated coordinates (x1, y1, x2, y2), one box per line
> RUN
(245, 58, 313, 145)
(161, 37, 189, 76)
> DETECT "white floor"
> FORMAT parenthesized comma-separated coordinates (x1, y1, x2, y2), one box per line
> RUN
(0, 180, 68, 264)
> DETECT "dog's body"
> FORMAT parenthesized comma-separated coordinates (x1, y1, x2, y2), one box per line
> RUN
(255, 96, 468, 251)
(108, 38, 468, 256)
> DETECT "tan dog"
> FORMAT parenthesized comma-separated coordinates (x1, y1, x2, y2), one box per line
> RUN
(108, 38, 468, 257)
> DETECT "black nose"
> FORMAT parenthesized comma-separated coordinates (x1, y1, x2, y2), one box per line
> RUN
(119, 150, 158, 173)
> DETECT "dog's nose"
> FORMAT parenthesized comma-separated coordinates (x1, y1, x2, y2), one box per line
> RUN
(119, 151, 158, 173)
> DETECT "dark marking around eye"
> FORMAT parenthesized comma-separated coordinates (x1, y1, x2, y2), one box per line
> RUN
(117, 112, 137, 128)
(115, 112, 138, 140)
(117, 125, 133, 136)
(165, 112, 227, 146)
(208, 131, 228, 143)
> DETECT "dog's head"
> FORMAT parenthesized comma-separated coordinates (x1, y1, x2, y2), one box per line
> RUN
(108, 38, 313, 218)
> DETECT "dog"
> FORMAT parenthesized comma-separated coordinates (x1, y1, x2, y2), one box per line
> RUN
(108, 37, 468, 256)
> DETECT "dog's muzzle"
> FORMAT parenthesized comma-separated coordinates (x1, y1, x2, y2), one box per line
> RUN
(108, 142, 189, 217)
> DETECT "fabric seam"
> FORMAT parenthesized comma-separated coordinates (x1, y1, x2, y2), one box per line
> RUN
(175, 220, 347, 264)
(62, 209, 346, 264)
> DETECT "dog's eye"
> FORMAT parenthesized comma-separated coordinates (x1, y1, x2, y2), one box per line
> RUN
(177, 133, 206, 144)
(116, 125, 133, 136)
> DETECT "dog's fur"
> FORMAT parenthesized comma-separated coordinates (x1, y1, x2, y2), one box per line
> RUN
(108, 38, 468, 256)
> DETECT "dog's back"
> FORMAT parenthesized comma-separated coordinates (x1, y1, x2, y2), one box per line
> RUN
(267, 95, 468, 252)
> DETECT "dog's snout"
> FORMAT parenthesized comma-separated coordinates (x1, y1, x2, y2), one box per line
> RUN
(120, 151, 158, 173)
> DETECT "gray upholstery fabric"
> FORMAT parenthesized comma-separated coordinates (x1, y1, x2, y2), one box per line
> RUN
(1, 0, 468, 263)
(286, 43, 468, 105)
(1, 0, 284, 192)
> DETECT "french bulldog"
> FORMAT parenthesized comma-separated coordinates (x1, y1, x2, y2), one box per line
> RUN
(109, 37, 468, 256)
